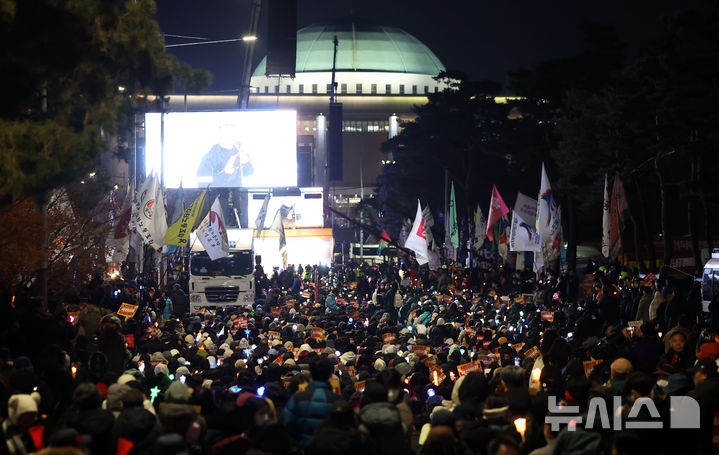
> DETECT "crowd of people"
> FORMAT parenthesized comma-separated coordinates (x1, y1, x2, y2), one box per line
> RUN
(1, 257, 718, 455)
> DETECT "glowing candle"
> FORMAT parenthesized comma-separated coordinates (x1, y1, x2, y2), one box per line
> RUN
(514, 417, 527, 440)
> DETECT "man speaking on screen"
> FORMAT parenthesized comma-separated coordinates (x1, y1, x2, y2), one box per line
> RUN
(197, 124, 254, 187)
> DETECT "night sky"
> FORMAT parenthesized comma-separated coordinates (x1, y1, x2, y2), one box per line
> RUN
(155, 0, 700, 93)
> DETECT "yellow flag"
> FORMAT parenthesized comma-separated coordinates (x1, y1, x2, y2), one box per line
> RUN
(164, 190, 206, 246)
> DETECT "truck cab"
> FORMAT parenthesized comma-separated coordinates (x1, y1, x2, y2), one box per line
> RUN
(188, 229, 255, 311)
(701, 248, 719, 312)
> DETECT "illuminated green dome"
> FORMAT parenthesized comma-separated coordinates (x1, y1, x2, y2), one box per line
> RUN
(253, 23, 445, 76)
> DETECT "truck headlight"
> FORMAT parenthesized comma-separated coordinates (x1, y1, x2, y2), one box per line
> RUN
(190, 294, 202, 303)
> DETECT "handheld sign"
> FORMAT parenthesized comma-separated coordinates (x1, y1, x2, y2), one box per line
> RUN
(124, 334, 135, 349)
(311, 327, 326, 340)
(540, 311, 554, 322)
(524, 346, 540, 360)
(382, 333, 397, 345)
(583, 359, 604, 378)
(457, 361, 483, 377)
(117, 303, 138, 319)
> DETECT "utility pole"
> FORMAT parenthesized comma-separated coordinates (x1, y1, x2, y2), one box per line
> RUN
(325, 36, 339, 228)
(359, 156, 364, 261)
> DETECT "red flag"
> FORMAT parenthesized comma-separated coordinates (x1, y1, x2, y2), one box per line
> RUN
(609, 174, 630, 260)
(116, 437, 135, 455)
(486, 185, 509, 241)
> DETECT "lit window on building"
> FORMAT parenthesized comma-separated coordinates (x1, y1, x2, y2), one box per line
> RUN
(312, 84, 318, 94)
(371, 83, 377, 94)
(399, 84, 405, 94)
(412, 85, 417, 94)
(385, 84, 391, 94)
(356, 83, 362, 94)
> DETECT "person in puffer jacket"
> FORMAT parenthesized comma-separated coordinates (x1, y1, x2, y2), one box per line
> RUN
(283, 357, 342, 448)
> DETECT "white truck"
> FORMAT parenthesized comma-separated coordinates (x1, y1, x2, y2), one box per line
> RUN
(188, 229, 255, 311)
(701, 248, 719, 312)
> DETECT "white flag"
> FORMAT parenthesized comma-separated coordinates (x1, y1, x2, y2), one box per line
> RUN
(601, 173, 610, 258)
(533, 248, 544, 274)
(404, 200, 429, 265)
(129, 173, 167, 250)
(196, 197, 230, 260)
(422, 205, 435, 246)
(255, 193, 271, 238)
(509, 211, 541, 252)
(270, 206, 288, 252)
(514, 192, 538, 228)
(473, 204, 486, 249)
(536, 163, 561, 243)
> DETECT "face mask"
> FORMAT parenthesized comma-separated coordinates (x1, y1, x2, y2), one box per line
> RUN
(656, 379, 668, 389)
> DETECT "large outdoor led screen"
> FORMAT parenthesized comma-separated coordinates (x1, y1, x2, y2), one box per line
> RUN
(145, 111, 297, 188)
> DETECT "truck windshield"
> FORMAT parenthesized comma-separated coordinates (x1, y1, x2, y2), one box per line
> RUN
(190, 251, 253, 277)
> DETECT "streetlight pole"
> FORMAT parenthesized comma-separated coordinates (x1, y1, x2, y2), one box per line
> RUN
(238, 0, 262, 109)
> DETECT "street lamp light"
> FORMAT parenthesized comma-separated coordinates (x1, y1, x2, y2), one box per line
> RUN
(242, 35, 258, 41)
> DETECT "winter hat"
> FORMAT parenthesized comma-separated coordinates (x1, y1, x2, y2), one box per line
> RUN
(118, 373, 136, 385)
(177, 357, 187, 365)
(340, 352, 356, 365)
(8, 394, 38, 426)
(239, 339, 250, 349)
(170, 349, 180, 358)
(202, 379, 213, 391)
(395, 362, 412, 376)
(284, 341, 294, 351)
(272, 339, 283, 348)
(154, 363, 169, 376)
(284, 359, 297, 367)
(203, 339, 215, 351)
(184, 335, 195, 344)
(697, 342, 719, 360)
(382, 344, 398, 355)
(220, 343, 231, 351)
(234, 359, 245, 369)
(106, 383, 131, 412)
(165, 382, 191, 403)
(374, 358, 387, 372)
(151, 352, 165, 361)
(416, 325, 428, 335)
(299, 344, 312, 355)
(223, 350, 233, 359)
(175, 366, 190, 378)
(322, 347, 335, 356)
